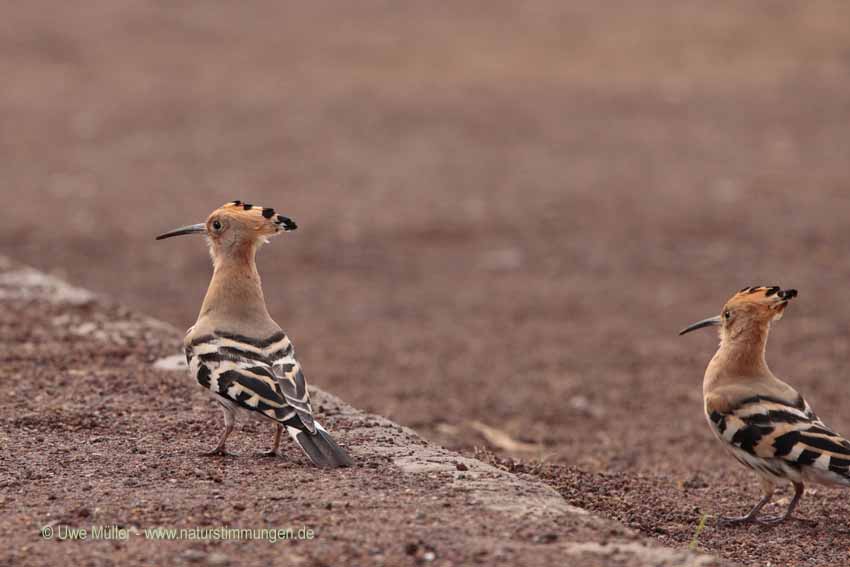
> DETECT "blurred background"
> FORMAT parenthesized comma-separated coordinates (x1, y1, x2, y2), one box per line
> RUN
(3, 0, 850, 487)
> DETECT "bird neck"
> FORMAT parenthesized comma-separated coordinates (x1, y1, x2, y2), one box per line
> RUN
(704, 323, 772, 390)
(198, 241, 272, 327)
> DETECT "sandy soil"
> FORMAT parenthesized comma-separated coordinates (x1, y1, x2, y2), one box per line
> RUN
(3, 2, 850, 565)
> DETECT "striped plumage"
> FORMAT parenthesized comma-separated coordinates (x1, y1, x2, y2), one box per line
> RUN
(681, 286, 850, 524)
(707, 394, 850, 487)
(158, 201, 353, 468)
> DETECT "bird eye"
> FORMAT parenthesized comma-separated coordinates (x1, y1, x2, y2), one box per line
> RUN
(212, 220, 222, 231)
(724, 310, 731, 320)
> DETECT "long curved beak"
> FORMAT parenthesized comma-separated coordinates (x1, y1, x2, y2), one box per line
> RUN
(679, 315, 722, 336)
(155, 223, 206, 240)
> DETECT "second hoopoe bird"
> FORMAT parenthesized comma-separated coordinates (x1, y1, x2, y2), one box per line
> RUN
(680, 286, 850, 524)
(156, 201, 353, 468)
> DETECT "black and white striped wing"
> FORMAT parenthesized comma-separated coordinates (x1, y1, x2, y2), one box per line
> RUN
(185, 332, 299, 424)
(271, 346, 316, 434)
(708, 394, 850, 485)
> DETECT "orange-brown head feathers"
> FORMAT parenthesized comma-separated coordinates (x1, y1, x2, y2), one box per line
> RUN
(724, 286, 797, 321)
(156, 200, 297, 248)
(205, 201, 297, 245)
(679, 286, 797, 337)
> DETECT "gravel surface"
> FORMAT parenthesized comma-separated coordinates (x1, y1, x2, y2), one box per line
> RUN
(3, 2, 850, 566)
(0, 257, 719, 566)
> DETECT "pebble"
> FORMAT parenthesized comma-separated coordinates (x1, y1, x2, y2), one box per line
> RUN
(181, 549, 205, 563)
(207, 552, 229, 566)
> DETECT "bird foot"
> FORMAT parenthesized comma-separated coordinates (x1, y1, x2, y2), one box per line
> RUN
(754, 514, 789, 526)
(717, 513, 790, 527)
(259, 449, 282, 458)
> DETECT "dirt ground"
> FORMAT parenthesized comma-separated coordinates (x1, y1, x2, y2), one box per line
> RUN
(3, 2, 850, 565)
(8, 261, 715, 567)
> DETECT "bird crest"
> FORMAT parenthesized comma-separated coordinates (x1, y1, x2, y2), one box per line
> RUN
(725, 286, 797, 319)
(214, 200, 297, 233)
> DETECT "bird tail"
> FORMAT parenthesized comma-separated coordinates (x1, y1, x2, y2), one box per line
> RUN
(286, 421, 353, 468)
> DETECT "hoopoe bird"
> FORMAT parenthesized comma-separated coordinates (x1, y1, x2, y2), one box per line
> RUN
(156, 201, 353, 468)
(680, 286, 850, 524)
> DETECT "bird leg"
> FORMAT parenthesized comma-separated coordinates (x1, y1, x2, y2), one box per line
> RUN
(202, 405, 237, 456)
(261, 424, 283, 457)
(718, 493, 772, 525)
(718, 480, 775, 526)
(755, 482, 804, 525)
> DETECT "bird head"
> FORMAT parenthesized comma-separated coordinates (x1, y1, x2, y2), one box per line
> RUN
(156, 201, 297, 251)
(679, 286, 798, 338)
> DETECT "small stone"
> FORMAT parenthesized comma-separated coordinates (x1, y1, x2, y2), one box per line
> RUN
(207, 552, 229, 566)
(182, 549, 206, 563)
